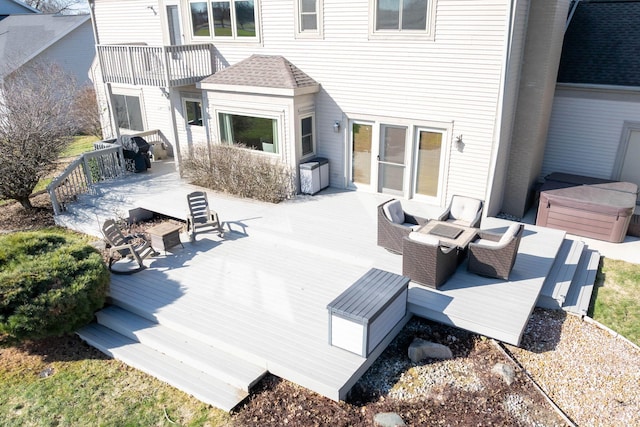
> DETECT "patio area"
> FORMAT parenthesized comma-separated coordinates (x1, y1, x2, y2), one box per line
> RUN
(58, 159, 628, 410)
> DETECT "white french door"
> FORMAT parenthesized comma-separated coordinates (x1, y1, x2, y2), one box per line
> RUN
(348, 119, 448, 202)
(377, 125, 408, 195)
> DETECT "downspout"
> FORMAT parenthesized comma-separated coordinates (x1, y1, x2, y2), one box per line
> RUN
(485, 0, 519, 217)
(88, 0, 118, 139)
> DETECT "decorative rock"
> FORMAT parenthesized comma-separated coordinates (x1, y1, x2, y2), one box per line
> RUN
(374, 412, 406, 427)
(492, 363, 516, 386)
(408, 338, 453, 363)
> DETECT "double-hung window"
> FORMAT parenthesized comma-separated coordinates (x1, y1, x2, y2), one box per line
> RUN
(189, 0, 258, 39)
(184, 98, 203, 126)
(300, 115, 315, 156)
(372, 0, 436, 39)
(295, 0, 323, 38)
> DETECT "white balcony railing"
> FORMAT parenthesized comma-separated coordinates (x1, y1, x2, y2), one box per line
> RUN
(97, 44, 215, 87)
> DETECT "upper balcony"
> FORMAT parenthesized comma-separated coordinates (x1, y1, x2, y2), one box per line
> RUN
(97, 44, 215, 87)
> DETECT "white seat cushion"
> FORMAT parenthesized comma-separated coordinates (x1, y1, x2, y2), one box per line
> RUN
(498, 223, 521, 244)
(408, 232, 440, 246)
(383, 200, 405, 224)
(449, 196, 482, 225)
(473, 238, 500, 248)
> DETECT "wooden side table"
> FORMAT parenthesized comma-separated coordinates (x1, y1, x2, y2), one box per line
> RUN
(147, 222, 184, 253)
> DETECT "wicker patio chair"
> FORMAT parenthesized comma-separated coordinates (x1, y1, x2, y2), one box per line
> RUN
(186, 191, 224, 241)
(377, 199, 429, 254)
(102, 219, 158, 273)
(467, 223, 524, 280)
(402, 233, 459, 289)
(438, 195, 483, 228)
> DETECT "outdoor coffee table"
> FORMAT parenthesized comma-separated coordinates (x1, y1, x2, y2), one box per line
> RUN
(147, 222, 184, 254)
(417, 220, 478, 250)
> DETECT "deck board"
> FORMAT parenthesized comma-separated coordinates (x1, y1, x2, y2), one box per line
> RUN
(58, 161, 565, 402)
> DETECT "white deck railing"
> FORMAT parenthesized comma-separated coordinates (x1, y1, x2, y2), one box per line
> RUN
(48, 130, 168, 215)
(97, 44, 214, 87)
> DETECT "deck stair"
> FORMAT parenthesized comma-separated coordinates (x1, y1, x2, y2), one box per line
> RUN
(536, 238, 600, 315)
(77, 306, 267, 412)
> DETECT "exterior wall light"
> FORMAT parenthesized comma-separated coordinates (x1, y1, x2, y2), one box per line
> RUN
(333, 121, 341, 133)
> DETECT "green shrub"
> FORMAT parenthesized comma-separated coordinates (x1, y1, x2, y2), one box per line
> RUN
(0, 228, 109, 340)
(182, 145, 296, 203)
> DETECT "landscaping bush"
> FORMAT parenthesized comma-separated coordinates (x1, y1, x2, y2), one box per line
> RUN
(0, 228, 109, 340)
(182, 145, 296, 203)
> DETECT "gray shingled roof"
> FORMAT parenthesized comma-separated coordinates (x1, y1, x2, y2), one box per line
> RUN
(0, 13, 89, 78)
(558, 0, 640, 86)
(200, 54, 318, 89)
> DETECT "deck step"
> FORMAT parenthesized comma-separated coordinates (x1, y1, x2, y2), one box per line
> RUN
(562, 248, 600, 316)
(95, 305, 267, 392)
(537, 238, 585, 310)
(76, 323, 249, 412)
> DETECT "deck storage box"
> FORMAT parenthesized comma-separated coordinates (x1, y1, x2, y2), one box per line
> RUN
(327, 268, 409, 357)
(300, 157, 329, 195)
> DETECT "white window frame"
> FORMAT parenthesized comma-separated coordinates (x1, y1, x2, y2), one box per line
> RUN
(411, 126, 448, 204)
(110, 87, 146, 133)
(182, 96, 204, 127)
(369, 0, 437, 41)
(294, 0, 323, 39)
(216, 108, 282, 156)
(187, 0, 260, 42)
(346, 113, 451, 201)
(299, 113, 316, 158)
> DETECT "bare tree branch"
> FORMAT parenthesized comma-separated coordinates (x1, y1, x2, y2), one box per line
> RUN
(24, 0, 86, 15)
(0, 62, 80, 210)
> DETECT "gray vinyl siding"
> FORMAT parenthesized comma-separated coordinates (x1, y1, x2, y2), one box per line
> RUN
(93, 0, 164, 45)
(0, 0, 36, 14)
(91, 0, 534, 204)
(31, 20, 95, 85)
(542, 86, 640, 180)
(486, 0, 530, 217)
(206, 0, 512, 201)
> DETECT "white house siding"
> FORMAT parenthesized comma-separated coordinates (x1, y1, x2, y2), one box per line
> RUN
(31, 20, 95, 85)
(486, 0, 530, 217)
(542, 86, 640, 180)
(198, 0, 512, 206)
(93, 0, 164, 46)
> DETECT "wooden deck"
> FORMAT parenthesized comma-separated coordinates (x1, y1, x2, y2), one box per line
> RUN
(61, 160, 566, 407)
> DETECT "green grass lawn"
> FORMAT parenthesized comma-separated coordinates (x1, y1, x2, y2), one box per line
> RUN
(591, 258, 640, 346)
(60, 135, 99, 157)
(0, 336, 231, 427)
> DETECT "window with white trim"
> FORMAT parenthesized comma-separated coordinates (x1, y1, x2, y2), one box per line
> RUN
(112, 93, 144, 131)
(300, 115, 315, 156)
(183, 98, 203, 126)
(189, 0, 257, 39)
(371, 0, 435, 39)
(219, 112, 279, 153)
(295, 0, 323, 38)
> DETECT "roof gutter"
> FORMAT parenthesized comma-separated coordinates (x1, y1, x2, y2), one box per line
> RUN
(566, 0, 581, 31)
(87, 0, 100, 45)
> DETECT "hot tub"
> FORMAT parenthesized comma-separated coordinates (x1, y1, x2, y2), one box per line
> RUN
(536, 173, 638, 243)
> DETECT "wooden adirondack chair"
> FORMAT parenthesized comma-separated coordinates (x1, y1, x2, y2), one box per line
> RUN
(102, 219, 158, 273)
(186, 191, 224, 241)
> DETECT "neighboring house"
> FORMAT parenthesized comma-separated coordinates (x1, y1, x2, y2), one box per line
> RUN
(0, 13, 95, 85)
(0, 0, 39, 20)
(89, 0, 572, 217)
(542, 0, 640, 201)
